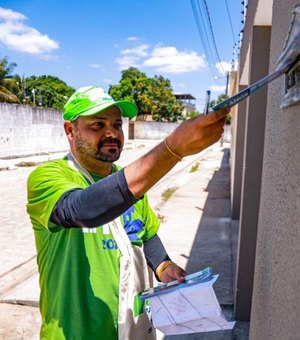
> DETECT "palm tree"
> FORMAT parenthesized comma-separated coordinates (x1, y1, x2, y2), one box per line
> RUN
(0, 56, 20, 103)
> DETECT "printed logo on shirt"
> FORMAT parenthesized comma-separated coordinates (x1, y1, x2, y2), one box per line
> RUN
(82, 225, 119, 251)
(102, 239, 118, 250)
(122, 207, 143, 242)
(82, 227, 97, 233)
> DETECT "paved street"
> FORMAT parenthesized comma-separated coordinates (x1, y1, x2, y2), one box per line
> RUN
(0, 140, 249, 339)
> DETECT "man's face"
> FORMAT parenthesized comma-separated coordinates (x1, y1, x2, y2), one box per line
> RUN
(71, 105, 124, 164)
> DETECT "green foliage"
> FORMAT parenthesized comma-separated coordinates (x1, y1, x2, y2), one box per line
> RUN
(189, 162, 200, 173)
(0, 55, 75, 108)
(209, 93, 229, 108)
(185, 111, 200, 119)
(109, 68, 151, 118)
(225, 114, 231, 125)
(23, 75, 75, 109)
(0, 55, 19, 103)
(0, 85, 20, 103)
(0, 55, 17, 85)
(109, 67, 184, 122)
(161, 187, 177, 202)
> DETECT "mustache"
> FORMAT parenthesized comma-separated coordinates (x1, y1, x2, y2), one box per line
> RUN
(99, 138, 121, 148)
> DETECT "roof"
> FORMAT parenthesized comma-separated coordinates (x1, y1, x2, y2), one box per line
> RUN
(174, 93, 196, 100)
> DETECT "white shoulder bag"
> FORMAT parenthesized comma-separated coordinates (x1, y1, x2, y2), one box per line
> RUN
(67, 153, 156, 339)
(109, 219, 156, 340)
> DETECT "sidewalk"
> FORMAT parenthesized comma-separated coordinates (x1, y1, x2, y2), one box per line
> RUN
(153, 144, 249, 339)
(0, 140, 249, 339)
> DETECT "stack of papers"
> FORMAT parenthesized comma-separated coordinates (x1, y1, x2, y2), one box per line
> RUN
(141, 267, 235, 335)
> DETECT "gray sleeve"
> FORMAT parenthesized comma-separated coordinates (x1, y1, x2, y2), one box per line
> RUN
(50, 168, 139, 228)
(143, 234, 171, 281)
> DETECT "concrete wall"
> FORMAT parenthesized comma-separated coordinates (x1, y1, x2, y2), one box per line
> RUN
(134, 120, 231, 142)
(0, 103, 129, 158)
(250, 0, 300, 338)
(0, 103, 68, 158)
(0, 103, 231, 158)
(134, 121, 180, 140)
(230, 85, 247, 219)
(232, 0, 300, 337)
(230, 0, 273, 321)
(235, 24, 271, 321)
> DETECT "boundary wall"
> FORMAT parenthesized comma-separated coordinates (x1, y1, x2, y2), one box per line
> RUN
(0, 103, 231, 158)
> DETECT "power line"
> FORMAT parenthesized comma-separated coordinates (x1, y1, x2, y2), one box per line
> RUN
(190, 0, 219, 80)
(224, 0, 237, 45)
(202, 0, 226, 75)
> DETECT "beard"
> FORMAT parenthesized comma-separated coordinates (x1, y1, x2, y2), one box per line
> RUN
(74, 130, 122, 163)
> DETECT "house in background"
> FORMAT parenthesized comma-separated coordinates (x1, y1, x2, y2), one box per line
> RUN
(174, 93, 197, 115)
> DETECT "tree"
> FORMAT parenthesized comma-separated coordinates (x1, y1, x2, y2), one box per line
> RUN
(185, 111, 200, 119)
(109, 67, 184, 122)
(24, 75, 75, 109)
(209, 93, 228, 108)
(12, 74, 27, 103)
(109, 67, 151, 119)
(149, 75, 183, 122)
(0, 56, 20, 103)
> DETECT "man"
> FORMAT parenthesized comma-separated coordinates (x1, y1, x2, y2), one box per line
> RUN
(27, 86, 228, 340)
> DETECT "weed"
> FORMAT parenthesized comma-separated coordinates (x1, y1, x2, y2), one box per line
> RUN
(189, 162, 200, 173)
(161, 187, 177, 202)
(15, 161, 37, 167)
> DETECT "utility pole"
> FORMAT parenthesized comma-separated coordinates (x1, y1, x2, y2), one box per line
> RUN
(32, 89, 36, 106)
(204, 90, 211, 114)
(225, 72, 229, 97)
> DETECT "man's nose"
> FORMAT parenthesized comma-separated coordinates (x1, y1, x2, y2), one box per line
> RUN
(104, 126, 119, 138)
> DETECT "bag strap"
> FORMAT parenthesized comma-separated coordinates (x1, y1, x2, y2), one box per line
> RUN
(67, 152, 133, 257)
(109, 219, 133, 258)
(67, 152, 95, 184)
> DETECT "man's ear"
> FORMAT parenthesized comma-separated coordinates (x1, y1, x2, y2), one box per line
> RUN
(64, 121, 75, 141)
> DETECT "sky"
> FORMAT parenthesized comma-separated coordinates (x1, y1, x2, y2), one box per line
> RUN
(0, 0, 244, 111)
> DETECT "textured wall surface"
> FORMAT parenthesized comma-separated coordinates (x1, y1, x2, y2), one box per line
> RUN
(250, 1, 300, 339)
(134, 121, 231, 142)
(0, 103, 68, 158)
(134, 121, 180, 140)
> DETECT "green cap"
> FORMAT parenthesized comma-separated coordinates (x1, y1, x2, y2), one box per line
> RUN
(63, 86, 138, 121)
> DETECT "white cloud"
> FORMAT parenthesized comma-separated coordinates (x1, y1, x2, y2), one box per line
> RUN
(116, 54, 141, 69)
(116, 43, 206, 74)
(89, 63, 101, 68)
(143, 46, 206, 74)
(127, 36, 140, 42)
(0, 7, 59, 58)
(175, 83, 186, 89)
(210, 85, 226, 92)
(121, 44, 149, 57)
(102, 78, 112, 84)
(215, 61, 231, 75)
(0, 7, 25, 21)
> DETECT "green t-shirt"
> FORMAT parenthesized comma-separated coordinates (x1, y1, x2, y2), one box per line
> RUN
(26, 158, 159, 340)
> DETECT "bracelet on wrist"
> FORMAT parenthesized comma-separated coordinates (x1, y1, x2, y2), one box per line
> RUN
(156, 260, 174, 281)
(164, 138, 182, 161)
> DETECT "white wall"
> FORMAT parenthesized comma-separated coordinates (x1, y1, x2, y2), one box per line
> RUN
(134, 121, 180, 140)
(0, 103, 68, 158)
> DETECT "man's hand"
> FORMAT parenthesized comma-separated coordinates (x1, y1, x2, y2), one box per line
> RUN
(166, 108, 230, 158)
(125, 108, 230, 198)
(156, 261, 187, 283)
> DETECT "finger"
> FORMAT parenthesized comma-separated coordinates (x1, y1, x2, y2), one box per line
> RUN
(197, 110, 228, 128)
(211, 109, 229, 122)
(174, 268, 187, 281)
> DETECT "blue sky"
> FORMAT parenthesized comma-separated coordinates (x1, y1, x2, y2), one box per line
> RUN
(0, 0, 243, 111)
